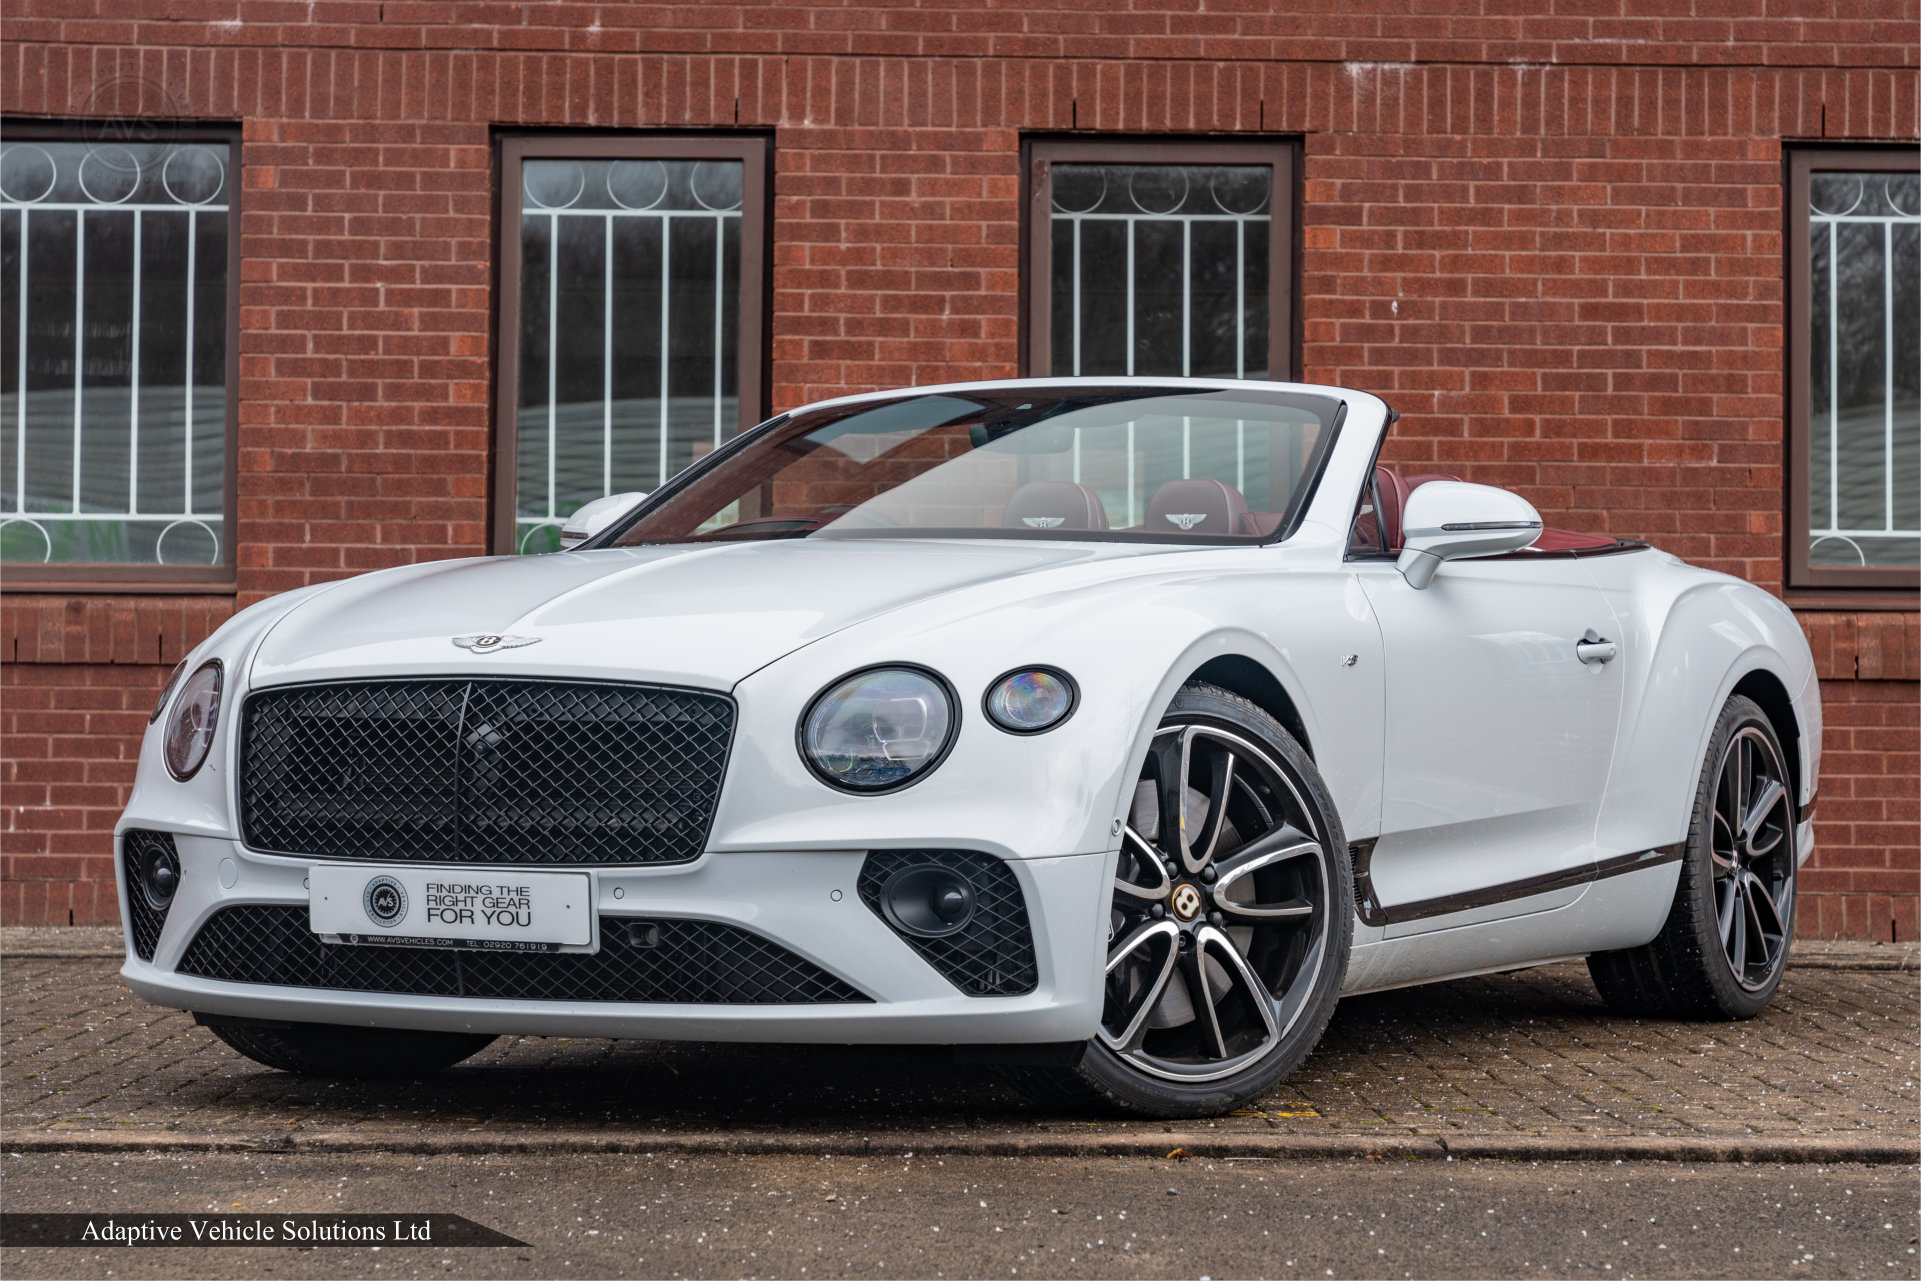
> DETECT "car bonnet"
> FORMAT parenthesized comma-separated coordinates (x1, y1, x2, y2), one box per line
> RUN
(246, 537, 1172, 691)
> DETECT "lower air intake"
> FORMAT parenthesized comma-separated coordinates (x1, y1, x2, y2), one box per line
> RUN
(122, 830, 178, 962)
(858, 850, 1038, 996)
(177, 905, 868, 1005)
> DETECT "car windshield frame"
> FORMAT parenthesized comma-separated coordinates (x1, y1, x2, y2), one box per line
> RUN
(585, 382, 1348, 551)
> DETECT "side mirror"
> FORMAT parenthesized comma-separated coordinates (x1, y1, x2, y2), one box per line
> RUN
(558, 491, 648, 550)
(1396, 481, 1542, 589)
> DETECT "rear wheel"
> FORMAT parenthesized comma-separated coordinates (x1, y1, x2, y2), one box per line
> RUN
(1009, 681, 1351, 1117)
(1588, 694, 1797, 1019)
(206, 1021, 496, 1077)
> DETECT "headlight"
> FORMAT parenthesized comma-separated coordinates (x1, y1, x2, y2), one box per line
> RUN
(164, 660, 224, 780)
(800, 666, 957, 792)
(983, 667, 1078, 734)
(149, 658, 188, 724)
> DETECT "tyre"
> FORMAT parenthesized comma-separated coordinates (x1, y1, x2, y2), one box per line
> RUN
(206, 1020, 497, 1077)
(1587, 694, 1797, 1020)
(1009, 680, 1352, 1117)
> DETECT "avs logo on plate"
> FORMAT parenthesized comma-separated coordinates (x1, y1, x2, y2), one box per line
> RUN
(361, 875, 408, 928)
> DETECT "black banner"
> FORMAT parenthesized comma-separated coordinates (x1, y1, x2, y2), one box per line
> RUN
(0, 1214, 528, 1248)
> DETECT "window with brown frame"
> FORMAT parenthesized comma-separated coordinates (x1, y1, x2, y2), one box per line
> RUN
(0, 122, 240, 587)
(494, 135, 768, 555)
(1024, 139, 1296, 383)
(1787, 148, 1919, 595)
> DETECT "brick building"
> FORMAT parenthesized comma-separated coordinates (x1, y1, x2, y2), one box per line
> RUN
(1, 2, 1915, 937)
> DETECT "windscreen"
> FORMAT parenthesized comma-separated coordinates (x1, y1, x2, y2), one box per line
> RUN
(606, 386, 1342, 546)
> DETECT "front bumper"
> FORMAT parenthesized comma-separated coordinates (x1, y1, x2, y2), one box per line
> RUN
(118, 834, 1112, 1045)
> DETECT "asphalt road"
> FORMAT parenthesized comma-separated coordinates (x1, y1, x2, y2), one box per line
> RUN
(2, 1152, 1915, 1280)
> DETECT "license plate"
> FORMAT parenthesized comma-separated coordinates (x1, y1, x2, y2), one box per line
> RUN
(309, 865, 593, 952)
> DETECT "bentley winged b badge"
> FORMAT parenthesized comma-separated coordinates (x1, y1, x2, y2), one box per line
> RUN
(452, 634, 541, 653)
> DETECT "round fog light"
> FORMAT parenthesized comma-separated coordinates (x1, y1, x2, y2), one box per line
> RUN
(878, 864, 977, 938)
(139, 842, 180, 910)
(984, 668, 1077, 734)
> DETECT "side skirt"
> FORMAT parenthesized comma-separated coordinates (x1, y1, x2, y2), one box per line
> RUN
(1350, 841, 1684, 929)
(1339, 854, 1688, 997)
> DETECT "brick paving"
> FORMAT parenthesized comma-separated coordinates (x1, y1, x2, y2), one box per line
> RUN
(3, 941, 1914, 1154)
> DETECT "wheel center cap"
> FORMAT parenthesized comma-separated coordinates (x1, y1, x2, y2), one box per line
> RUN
(1171, 883, 1204, 922)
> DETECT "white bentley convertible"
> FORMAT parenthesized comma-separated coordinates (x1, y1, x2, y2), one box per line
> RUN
(120, 379, 1818, 1116)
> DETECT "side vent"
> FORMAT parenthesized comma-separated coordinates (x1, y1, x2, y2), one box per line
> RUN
(122, 830, 181, 961)
(858, 850, 1038, 996)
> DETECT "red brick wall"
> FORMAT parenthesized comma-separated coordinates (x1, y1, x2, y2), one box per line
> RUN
(2, 598, 233, 925)
(1799, 614, 1921, 944)
(1803, 680, 1920, 944)
(2, 662, 167, 926)
(2, 1, 1915, 935)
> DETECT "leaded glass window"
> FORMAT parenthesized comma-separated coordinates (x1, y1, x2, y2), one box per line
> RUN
(1048, 163, 1272, 379)
(502, 141, 765, 555)
(1024, 142, 1297, 522)
(0, 137, 231, 568)
(1806, 170, 1920, 573)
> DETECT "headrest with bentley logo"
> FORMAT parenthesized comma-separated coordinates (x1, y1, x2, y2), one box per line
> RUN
(1144, 478, 1250, 536)
(1000, 481, 1110, 531)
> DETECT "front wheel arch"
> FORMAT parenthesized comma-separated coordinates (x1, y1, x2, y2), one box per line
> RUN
(1189, 653, 1314, 760)
(1008, 679, 1353, 1117)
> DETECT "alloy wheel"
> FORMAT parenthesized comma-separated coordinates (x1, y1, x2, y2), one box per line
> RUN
(1102, 722, 1333, 1082)
(1709, 725, 1795, 991)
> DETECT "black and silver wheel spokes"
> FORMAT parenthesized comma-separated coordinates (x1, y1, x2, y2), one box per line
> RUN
(1211, 826, 1321, 922)
(1710, 726, 1795, 990)
(1099, 724, 1331, 1082)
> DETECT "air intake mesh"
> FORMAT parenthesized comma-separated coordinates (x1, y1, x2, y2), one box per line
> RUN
(177, 905, 869, 1005)
(858, 850, 1038, 996)
(239, 679, 734, 866)
(121, 829, 177, 962)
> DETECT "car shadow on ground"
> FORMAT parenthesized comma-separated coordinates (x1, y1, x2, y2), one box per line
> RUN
(189, 962, 1634, 1130)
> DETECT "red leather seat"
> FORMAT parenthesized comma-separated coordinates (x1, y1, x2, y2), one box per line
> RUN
(1349, 466, 1447, 552)
(1144, 478, 1250, 537)
(1372, 467, 1413, 550)
(1373, 468, 1618, 554)
(1001, 481, 1109, 531)
(1385, 472, 1463, 549)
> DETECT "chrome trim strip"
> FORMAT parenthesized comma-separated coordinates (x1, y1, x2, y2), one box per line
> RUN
(1370, 842, 1685, 927)
(1488, 538, 1651, 562)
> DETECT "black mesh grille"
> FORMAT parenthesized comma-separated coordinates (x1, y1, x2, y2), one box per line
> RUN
(239, 679, 734, 866)
(858, 850, 1038, 996)
(177, 905, 868, 1004)
(121, 830, 177, 962)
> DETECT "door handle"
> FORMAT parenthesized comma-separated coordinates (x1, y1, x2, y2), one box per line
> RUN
(1575, 632, 1617, 665)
